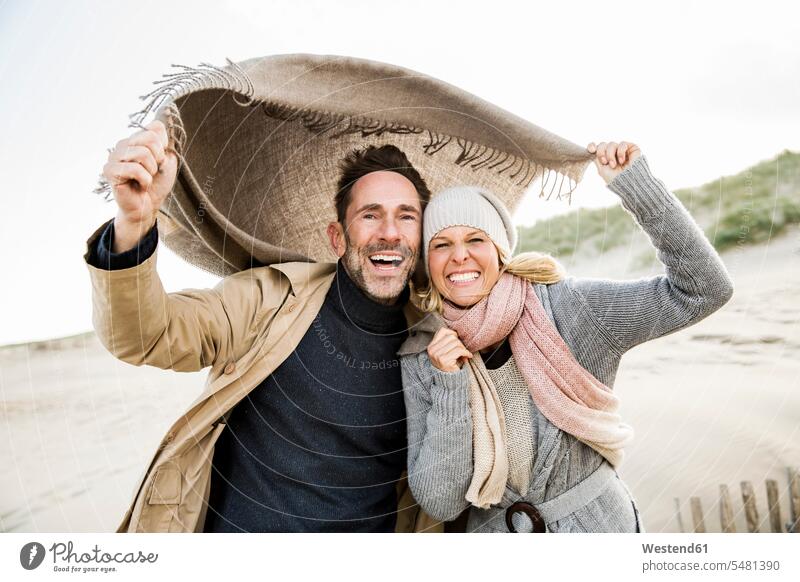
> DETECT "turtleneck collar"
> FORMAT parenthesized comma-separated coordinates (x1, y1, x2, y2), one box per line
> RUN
(327, 260, 409, 334)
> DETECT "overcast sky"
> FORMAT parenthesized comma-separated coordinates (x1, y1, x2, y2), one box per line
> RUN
(1, 0, 798, 345)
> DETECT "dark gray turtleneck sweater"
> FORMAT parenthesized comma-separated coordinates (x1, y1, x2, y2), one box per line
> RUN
(203, 261, 410, 532)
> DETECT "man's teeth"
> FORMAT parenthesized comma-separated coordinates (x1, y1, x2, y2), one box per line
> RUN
(370, 254, 403, 264)
(448, 272, 480, 282)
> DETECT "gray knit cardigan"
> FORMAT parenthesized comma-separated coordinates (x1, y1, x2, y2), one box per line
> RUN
(398, 155, 734, 533)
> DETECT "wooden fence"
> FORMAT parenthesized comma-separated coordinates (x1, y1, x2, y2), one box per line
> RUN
(675, 467, 799, 533)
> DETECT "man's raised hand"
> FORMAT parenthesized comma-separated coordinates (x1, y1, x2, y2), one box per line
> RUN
(102, 121, 177, 252)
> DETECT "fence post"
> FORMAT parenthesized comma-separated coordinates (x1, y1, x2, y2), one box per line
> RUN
(789, 468, 800, 533)
(674, 498, 685, 533)
(766, 479, 783, 533)
(720, 485, 736, 533)
(690, 497, 706, 533)
(741, 481, 760, 533)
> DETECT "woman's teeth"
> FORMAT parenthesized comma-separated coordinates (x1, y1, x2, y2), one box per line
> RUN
(448, 272, 480, 282)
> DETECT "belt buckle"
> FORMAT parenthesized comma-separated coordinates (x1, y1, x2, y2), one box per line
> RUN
(505, 501, 547, 533)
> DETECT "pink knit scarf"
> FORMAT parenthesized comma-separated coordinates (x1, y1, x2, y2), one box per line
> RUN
(442, 273, 633, 505)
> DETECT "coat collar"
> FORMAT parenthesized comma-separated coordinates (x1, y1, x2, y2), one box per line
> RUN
(398, 302, 446, 356)
(271, 261, 337, 297)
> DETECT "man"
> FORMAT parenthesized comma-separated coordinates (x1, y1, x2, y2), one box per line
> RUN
(86, 120, 435, 532)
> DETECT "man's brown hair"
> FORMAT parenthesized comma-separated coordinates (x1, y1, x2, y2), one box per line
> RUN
(335, 145, 431, 224)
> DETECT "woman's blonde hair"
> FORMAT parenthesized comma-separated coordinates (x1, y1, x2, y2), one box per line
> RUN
(414, 243, 565, 313)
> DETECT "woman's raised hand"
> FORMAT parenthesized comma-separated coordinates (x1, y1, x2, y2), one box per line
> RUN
(427, 328, 473, 373)
(587, 141, 642, 184)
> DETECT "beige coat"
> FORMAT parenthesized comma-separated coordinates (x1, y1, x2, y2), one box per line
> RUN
(84, 222, 440, 533)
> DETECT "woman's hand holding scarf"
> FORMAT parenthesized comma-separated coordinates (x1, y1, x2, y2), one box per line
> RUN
(427, 328, 473, 372)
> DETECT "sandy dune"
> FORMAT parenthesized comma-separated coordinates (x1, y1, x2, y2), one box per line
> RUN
(613, 229, 800, 532)
(2, 230, 798, 533)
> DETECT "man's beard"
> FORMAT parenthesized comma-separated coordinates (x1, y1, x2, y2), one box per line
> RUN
(340, 235, 417, 305)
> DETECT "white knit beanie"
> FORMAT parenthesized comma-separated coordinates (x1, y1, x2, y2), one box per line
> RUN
(423, 185, 517, 269)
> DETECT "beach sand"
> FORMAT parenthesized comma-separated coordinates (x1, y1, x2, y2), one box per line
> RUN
(2, 229, 798, 533)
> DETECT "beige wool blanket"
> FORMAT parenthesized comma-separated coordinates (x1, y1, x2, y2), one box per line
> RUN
(97, 54, 593, 275)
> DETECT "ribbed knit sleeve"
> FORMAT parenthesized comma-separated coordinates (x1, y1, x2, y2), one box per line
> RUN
(566, 155, 734, 352)
(401, 352, 474, 522)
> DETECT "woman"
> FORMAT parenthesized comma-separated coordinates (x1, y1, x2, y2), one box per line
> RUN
(398, 141, 734, 533)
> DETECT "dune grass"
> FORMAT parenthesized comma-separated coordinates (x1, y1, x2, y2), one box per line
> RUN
(518, 150, 800, 258)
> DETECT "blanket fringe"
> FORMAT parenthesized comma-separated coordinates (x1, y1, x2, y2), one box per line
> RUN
(424, 131, 451, 155)
(95, 59, 253, 199)
(133, 59, 254, 126)
(253, 102, 577, 196)
(95, 59, 580, 204)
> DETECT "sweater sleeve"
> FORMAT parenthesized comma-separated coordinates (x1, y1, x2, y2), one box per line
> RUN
(568, 155, 734, 352)
(86, 218, 158, 271)
(401, 352, 474, 522)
